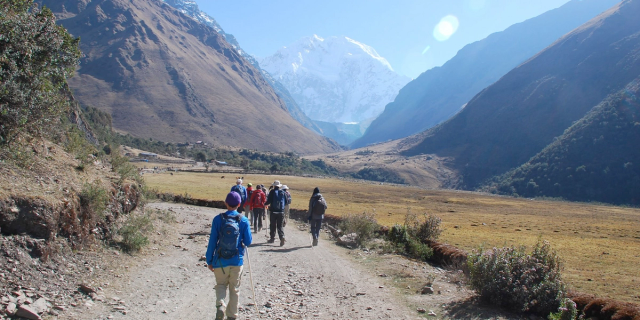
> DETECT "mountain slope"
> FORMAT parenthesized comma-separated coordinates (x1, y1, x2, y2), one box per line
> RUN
(353, 0, 621, 148)
(39, 0, 338, 154)
(487, 78, 640, 205)
(404, 0, 640, 188)
(261, 35, 410, 124)
(161, 0, 322, 134)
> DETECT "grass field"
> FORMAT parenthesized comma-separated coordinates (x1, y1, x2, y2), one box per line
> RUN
(144, 171, 640, 303)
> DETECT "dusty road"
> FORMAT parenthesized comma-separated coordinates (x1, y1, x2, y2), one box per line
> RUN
(74, 203, 424, 320)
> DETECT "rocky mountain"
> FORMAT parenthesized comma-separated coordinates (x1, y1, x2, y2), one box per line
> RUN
(161, 0, 322, 134)
(352, 0, 621, 148)
(38, 0, 338, 154)
(486, 78, 640, 205)
(403, 0, 640, 189)
(260, 35, 411, 125)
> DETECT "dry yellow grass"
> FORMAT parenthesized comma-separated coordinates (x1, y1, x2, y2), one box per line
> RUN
(144, 171, 640, 303)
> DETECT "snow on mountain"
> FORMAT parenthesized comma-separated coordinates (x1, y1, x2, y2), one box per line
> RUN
(260, 35, 411, 123)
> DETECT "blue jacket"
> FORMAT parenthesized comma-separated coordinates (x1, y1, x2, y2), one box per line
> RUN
(230, 185, 247, 205)
(205, 210, 252, 267)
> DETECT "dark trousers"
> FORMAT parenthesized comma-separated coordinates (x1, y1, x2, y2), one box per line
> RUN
(311, 219, 323, 239)
(269, 211, 285, 240)
(252, 208, 264, 231)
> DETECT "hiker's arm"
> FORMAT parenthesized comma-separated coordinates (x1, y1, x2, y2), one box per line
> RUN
(205, 217, 219, 267)
(242, 218, 252, 247)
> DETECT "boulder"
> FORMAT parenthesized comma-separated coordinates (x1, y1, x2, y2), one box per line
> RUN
(15, 305, 41, 320)
(337, 233, 358, 248)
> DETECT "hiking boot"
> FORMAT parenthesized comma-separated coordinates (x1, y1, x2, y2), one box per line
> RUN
(312, 238, 318, 246)
(215, 305, 225, 320)
(280, 238, 286, 246)
(267, 238, 275, 243)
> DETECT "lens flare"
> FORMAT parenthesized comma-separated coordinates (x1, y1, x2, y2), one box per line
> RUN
(433, 15, 459, 42)
(422, 45, 431, 55)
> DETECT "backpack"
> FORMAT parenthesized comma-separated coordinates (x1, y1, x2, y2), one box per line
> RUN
(311, 196, 327, 216)
(284, 191, 292, 205)
(270, 189, 286, 212)
(231, 185, 247, 204)
(252, 190, 265, 207)
(247, 189, 253, 203)
(217, 213, 241, 259)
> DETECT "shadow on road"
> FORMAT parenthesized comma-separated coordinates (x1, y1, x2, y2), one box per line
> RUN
(260, 246, 309, 253)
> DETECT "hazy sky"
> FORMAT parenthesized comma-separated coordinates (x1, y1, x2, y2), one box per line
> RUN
(196, 0, 572, 79)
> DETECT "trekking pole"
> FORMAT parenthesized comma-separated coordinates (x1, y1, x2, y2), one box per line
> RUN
(244, 245, 260, 315)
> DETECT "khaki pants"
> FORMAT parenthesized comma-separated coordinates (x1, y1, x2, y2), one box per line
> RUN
(213, 266, 243, 318)
(243, 205, 252, 224)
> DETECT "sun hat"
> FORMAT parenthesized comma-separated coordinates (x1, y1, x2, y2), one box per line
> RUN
(272, 180, 282, 188)
(225, 192, 241, 207)
(247, 183, 252, 186)
(282, 185, 289, 190)
(236, 179, 242, 184)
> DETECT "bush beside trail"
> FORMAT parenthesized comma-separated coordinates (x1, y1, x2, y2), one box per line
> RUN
(164, 194, 640, 320)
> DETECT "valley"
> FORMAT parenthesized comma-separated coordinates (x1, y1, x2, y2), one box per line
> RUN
(143, 170, 640, 304)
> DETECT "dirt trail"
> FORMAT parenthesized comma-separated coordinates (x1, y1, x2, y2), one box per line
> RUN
(76, 203, 423, 320)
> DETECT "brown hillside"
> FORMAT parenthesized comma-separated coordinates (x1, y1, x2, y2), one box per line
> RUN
(404, 0, 640, 188)
(38, 0, 339, 154)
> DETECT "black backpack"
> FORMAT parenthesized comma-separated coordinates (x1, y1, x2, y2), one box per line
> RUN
(311, 196, 326, 216)
(217, 213, 241, 259)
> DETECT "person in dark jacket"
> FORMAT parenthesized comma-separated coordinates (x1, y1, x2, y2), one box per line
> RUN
(265, 180, 287, 246)
(308, 187, 327, 246)
(206, 192, 252, 320)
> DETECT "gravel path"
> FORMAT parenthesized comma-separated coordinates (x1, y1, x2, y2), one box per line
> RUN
(76, 203, 422, 320)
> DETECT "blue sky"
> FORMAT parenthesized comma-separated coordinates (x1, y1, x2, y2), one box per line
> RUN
(195, 0, 572, 79)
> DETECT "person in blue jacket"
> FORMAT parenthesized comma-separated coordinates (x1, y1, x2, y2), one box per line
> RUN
(206, 191, 252, 320)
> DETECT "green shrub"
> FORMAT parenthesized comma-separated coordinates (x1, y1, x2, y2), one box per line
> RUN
(79, 180, 109, 218)
(467, 240, 566, 316)
(0, 1, 80, 144)
(405, 211, 442, 242)
(118, 212, 154, 252)
(387, 224, 434, 261)
(548, 298, 577, 320)
(339, 211, 379, 247)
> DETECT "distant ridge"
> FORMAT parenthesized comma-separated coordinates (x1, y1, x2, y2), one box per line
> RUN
(404, 0, 640, 189)
(487, 78, 640, 205)
(161, 0, 323, 134)
(353, 0, 621, 148)
(39, 0, 339, 154)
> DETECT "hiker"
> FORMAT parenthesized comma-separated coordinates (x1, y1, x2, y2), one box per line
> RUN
(282, 185, 292, 227)
(244, 183, 254, 224)
(249, 184, 266, 233)
(261, 185, 268, 221)
(265, 180, 287, 246)
(230, 179, 247, 214)
(206, 191, 252, 320)
(308, 187, 327, 246)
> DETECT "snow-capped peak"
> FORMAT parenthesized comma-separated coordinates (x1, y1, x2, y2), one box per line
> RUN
(260, 35, 410, 123)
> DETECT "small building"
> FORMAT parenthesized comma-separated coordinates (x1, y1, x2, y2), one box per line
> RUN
(139, 152, 158, 159)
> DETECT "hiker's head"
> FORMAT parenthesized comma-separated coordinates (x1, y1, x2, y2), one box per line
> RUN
(282, 185, 289, 191)
(247, 183, 252, 188)
(225, 191, 241, 210)
(272, 180, 282, 189)
(236, 179, 242, 185)
(313, 187, 320, 195)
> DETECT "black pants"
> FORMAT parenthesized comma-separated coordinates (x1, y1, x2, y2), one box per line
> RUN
(269, 211, 285, 240)
(252, 208, 264, 231)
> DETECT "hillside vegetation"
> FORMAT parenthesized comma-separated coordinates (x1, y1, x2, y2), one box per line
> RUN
(486, 79, 640, 205)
